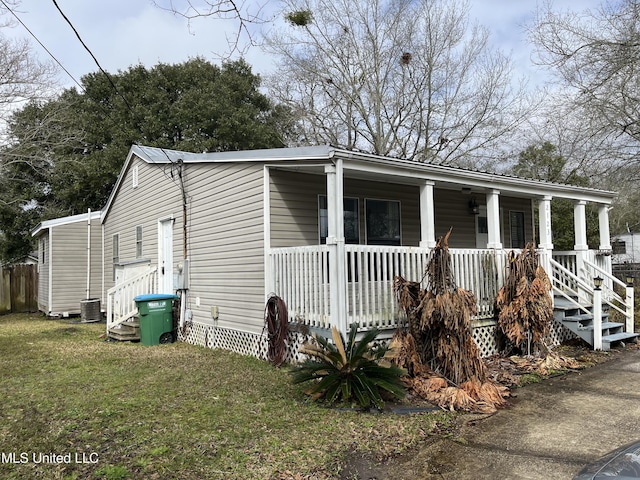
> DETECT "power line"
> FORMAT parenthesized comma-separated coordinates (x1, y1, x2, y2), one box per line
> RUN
(0, 0, 85, 93)
(51, 0, 135, 113)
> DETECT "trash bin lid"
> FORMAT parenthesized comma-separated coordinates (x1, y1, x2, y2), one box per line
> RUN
(134, 293, 179, 302)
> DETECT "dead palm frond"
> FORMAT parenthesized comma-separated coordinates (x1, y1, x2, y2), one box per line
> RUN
(392, 229, 509, 412)
(496, 245, 553, 354)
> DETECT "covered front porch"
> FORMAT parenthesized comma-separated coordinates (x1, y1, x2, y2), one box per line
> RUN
(264, 151, 633, 351)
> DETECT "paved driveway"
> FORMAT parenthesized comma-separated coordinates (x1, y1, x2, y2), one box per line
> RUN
(355, 347, 640, 479)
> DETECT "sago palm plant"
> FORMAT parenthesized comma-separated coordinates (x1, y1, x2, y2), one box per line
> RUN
(291, 324, 406, 410)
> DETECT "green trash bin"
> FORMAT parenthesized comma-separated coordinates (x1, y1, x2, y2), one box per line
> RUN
(134, 293, 178, 346)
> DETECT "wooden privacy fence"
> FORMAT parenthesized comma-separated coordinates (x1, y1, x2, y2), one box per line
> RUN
(0, 264, 38, 314)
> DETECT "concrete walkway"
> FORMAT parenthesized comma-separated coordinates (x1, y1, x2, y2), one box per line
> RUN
(360, 347, 640, 479)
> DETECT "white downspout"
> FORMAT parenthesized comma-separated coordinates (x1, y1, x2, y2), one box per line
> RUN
(86, 208, 91, 299)
(48, 228, 53, 314)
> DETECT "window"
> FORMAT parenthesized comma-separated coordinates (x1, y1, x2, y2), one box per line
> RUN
(136, 226, 143, 258)
(132, 165, 139, 189)
(319, 196, 360, 244)
(509, 211, 526, 249)
(477, 216, 488, 235)
(112, 234, 119, 281)
(612, 240, 626, 255)
(40, 239, 46, 264)
(366, 199, 401, 245)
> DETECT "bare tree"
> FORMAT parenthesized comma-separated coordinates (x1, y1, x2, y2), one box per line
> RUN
(514, 90, 639, 184)
(152, 0, 269, 56)
(264, 0, 532, 166)
(0, 36, 57, 126)
(530, 0, 640, 145)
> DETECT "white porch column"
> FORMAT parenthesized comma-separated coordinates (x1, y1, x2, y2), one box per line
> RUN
(325, 162, 348, 335)
(574, 200, 589, 302)
(598, 204, 612, 251)
(574, 200, 589, 251)
(598, 203, 615, 302)
(419, 181, 436, 248)
(486, 189, 502, 249)
(538, 196, 554, 300)
(538, 196, 554, 251)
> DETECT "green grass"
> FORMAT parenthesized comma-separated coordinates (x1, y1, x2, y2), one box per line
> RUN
(0, 314, 450, 479)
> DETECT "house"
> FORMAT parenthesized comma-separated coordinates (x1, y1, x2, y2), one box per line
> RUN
(100, 144, 634, 355)
(32, 210, 103, 318)
(612, 232, 640, 265)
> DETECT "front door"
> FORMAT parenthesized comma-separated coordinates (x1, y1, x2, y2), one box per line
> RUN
(158, 219, 174, 294)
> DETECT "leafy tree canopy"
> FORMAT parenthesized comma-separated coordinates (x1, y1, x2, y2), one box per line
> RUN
(514, 142, 598, 250)
(0, 57, 290, 263)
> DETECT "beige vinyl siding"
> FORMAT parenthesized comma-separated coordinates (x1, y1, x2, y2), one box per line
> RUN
(269, 171, 535, 249)
(434, 188, 477, 247)
(104, 157, 267, 334)
(37, 234, 49, 312)
(102, 155, 184, 294)
(47, 220, 103, 314)
(346, 178, 421, 246)
(501, 196, 534, 248)
(270, 169, 325, 247)
(270, 170, 424, 247)
(433, 193, 535, 248)
(186, 162, 266, 334)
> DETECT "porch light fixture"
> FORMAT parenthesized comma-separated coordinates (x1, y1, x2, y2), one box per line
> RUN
(468, 198, 480, 215)
(626, 275, 634, 287)
(593, 276, 603, 290)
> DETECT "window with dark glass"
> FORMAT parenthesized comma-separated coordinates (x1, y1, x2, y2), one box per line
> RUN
(365, 199, 401, 245)
(112, 234, 119, 281)
(136, 225, 143, 258)
(319, 196, 359, 244)
(612, 240, 626, 255)
(509, 211, 526, 248)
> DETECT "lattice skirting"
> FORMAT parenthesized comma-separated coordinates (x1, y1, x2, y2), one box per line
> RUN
(177, 321, 312, 363)
(471, 319, 577, 357)
(177, 318, 578, 363)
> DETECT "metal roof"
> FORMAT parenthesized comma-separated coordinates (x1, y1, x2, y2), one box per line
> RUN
(32, 210, 101, 237)
(100, 143, 616, 223)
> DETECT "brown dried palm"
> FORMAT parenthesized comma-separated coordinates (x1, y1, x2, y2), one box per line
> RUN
(392, 229, 509, 412)
(496, 244, 553, 354)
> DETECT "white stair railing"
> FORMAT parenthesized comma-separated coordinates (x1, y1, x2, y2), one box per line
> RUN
(549, 258, 593, 315)
(583, 258, 634, 333)
(106, 266, 158, 332)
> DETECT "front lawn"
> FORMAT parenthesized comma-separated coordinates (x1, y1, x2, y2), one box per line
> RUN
(0, 314, 449, 479)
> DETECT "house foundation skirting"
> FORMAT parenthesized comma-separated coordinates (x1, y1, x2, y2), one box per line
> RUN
(177, 318, 577, 363)
(177, 321, 312, 364)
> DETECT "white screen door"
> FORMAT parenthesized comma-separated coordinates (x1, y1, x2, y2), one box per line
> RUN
(158, 219, 174, 293)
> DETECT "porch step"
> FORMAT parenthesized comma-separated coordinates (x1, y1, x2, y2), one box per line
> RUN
(555, 296, 637, 351)
(108, 320, 140, 342)
(603, 332, 639, 346)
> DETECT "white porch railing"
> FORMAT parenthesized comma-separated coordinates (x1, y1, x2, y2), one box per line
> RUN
(550, 251, 634, 339)
(269, 245, 502, 331)
(106, 265, 158, 331)
(270, 245, 331, 329)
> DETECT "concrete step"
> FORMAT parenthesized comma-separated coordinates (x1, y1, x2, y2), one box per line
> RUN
(108, 321, 141, 342)
(108, 330, 141, 341)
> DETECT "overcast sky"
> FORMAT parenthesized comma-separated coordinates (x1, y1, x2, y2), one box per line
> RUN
(3, 0, 603, 92)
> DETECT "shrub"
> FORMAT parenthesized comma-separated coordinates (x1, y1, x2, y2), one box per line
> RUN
(291, 324, 406, 410)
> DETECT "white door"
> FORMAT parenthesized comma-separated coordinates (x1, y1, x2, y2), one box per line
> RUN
(158, 219, 174, 294)
(475, 206, 489, 248)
